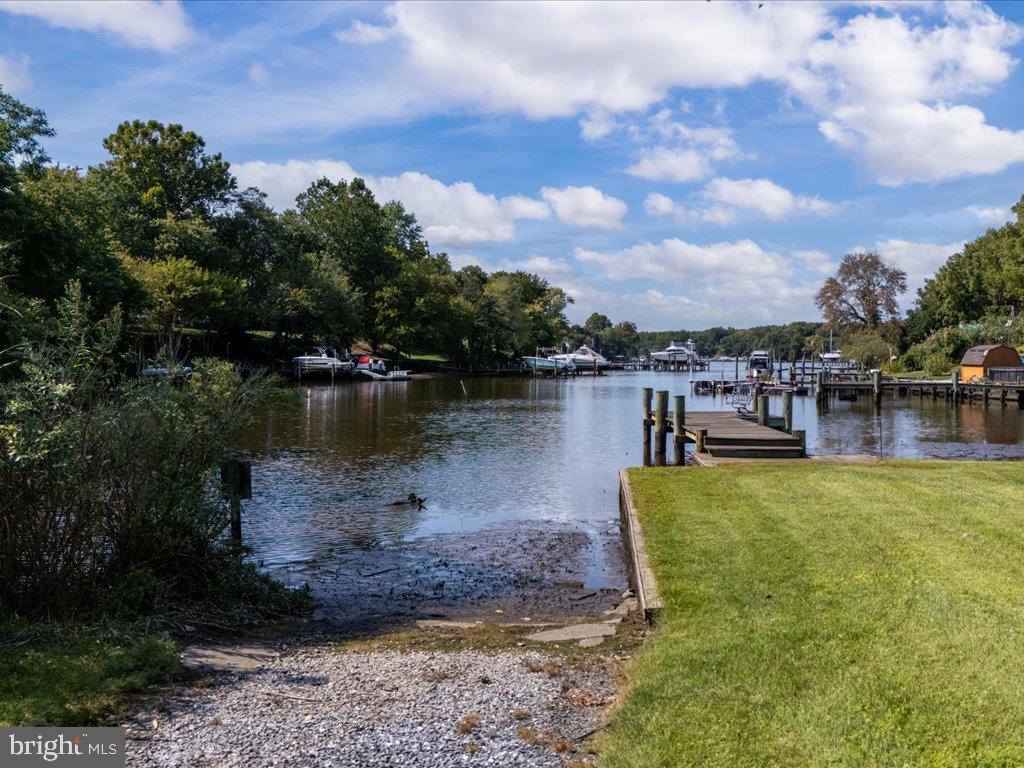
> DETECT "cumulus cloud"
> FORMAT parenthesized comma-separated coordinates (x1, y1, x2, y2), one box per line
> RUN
(0, 54, 30, 92)
(574, 237, 790, 282)
(233, 159, 550, 247)
(0, 0, 194, 52)
(644, 178, 836, 225)
(569, 236, 831, 324)
(540, 185, 626, 230)
(872, 238, 964, 298)
(626, 146, 710, 184)
(344, 1, 1024, 185)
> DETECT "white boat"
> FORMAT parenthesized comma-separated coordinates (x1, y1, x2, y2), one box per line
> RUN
(819, 350, 843, 366)
(523, 356, 575, 371)
(293, 348, 353, 374)
(549, 345, 608, 368)
(354, 355, 387, 373)
(652, 339, 699, 364)
(746, 350, 773, 379)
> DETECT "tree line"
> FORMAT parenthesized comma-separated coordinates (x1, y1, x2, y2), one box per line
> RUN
(0, 88, 571, 368)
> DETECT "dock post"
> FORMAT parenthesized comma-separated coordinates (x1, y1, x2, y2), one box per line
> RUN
(873, 370, 882, 406)
(816, 370, 827, 402)
(782, 391, 793, 433)
(673, 394, 686, 465)
(220, 456, 252, 542)
(952, 371, 961, 403)
(654, 390, 668, 464)
(792, 428, 806, 456)
(642, 386, 653, 450)
(757, 394, 770, 426)
(694, 428, 707, 454)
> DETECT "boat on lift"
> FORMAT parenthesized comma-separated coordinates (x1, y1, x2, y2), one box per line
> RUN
(522, 356, 575, 371)
(652, 339, 699, 364)
(818, 330, 843, 367)
(746, 349, 773, 380)
(292, 348, 353, 376)
(548, 345, 608, 368)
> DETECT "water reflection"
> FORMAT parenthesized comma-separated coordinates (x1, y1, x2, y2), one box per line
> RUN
(239, 366, 1023, 622)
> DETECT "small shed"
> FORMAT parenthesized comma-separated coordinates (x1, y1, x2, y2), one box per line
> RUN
(960, 344, 1022, 382)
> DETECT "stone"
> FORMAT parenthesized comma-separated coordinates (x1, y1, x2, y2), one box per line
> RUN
(578, 637, 605, 648)
(180, 645, 276, 672)
(524, 623, 616, 643)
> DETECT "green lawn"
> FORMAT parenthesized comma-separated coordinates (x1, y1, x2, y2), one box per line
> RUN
(602, 461, 1024, 768)
(0, 620, 179, 726)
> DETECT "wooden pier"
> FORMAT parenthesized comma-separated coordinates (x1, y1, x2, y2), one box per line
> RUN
(817, 370, 1024, 407)
(642, 388, 805, 465)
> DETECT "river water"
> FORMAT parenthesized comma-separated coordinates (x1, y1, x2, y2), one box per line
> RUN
(238, 365, 1023, 627)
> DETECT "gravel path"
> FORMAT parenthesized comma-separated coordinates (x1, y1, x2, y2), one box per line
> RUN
(126, 646, 615, 767)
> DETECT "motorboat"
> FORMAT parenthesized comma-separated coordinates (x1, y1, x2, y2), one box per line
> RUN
(358, 368, 413, 381)
(523, 356, 575, 371)
(746, 350, 773, 379)
(652, 339, 699, 364)
(354, 356, 387, 373)
(548, 346, 608, 368)
(819, 330, 842, 367)
(292, 348, 353, 375)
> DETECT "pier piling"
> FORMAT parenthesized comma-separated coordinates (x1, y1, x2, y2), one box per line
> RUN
(654, 390, 668, 464)
(782, 391, 793, 433)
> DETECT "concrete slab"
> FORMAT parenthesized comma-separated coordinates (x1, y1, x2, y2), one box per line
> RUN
(181, 644, 276, 672)
(525, 623, 616, 643)
(578, 637, 605, 648)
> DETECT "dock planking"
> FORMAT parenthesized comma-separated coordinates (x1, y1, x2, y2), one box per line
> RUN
(642, 388, 805, 463)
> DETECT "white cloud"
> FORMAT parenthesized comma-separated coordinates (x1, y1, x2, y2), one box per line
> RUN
(0, 0, 193, 52)
(0, 54, 30, 92)
(644, 178, 836, 225)
(872, 238, 964, 298)
(342, 2, 1024, 185)
(574, 238, 789, 282)
(626, 146, 709, 183)
(505, 255, 574, 278)
(798, 5, 1024, 184)
(335, 19, 395, 44)
(794, 249, 835, 276)
(643, 192, 676, 217)
(540, 185, 626, 230)
(380, 1, 828, 118)
(964, 205, 1011, 226)
(233, 159, 550, 248)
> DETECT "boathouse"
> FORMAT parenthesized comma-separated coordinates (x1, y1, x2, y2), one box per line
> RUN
(960, 344, 1023, 382)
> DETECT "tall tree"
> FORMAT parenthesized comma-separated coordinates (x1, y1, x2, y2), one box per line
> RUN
(815, 252, 906, 329)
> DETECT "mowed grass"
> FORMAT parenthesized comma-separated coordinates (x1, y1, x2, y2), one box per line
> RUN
(601, 461, 1024, 768)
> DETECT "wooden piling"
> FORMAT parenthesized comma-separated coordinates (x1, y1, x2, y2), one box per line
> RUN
(873, 370, 883, 405)
(952, 371, 961, 403)
(220, 456, 252, 541)
(782, 391, 793, 433)
(654, 390, 668, 460)
(694, 428, 707, 454)
(673, 394, 686, 466)
(642, 386, 653, 451)
(792, 428, 806, 455)
(757, 394, 770, 426)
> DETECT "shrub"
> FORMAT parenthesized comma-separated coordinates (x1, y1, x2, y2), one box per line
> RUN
(923, 353, 954, 377)
(0, 284, 303, 619)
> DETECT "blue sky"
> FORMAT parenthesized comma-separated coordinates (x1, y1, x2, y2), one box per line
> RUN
(3, 0, 1024, 330)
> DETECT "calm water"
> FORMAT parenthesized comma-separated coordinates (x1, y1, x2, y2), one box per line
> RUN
(239, 365, 1024, 621)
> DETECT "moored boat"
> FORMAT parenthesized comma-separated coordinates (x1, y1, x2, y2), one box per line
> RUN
(549, 345, 608, 368)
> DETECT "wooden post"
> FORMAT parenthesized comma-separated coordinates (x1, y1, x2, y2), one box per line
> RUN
(792, 428, 806, 456)
(654, 390, 668, 461)
(872, 369, 882, 405)
(757, 394, 769, 426)
(951, 370, 961, 403)
(695, 428, 707, 454)
(782, 390, 793, 433)
(673, 394, 686, 466)
(220, 455, 252, 541)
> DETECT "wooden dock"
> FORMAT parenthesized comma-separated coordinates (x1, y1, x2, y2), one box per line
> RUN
(642, 387, 805, 464)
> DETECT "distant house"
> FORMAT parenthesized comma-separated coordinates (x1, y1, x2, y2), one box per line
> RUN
(960, 344, 1023, 382)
